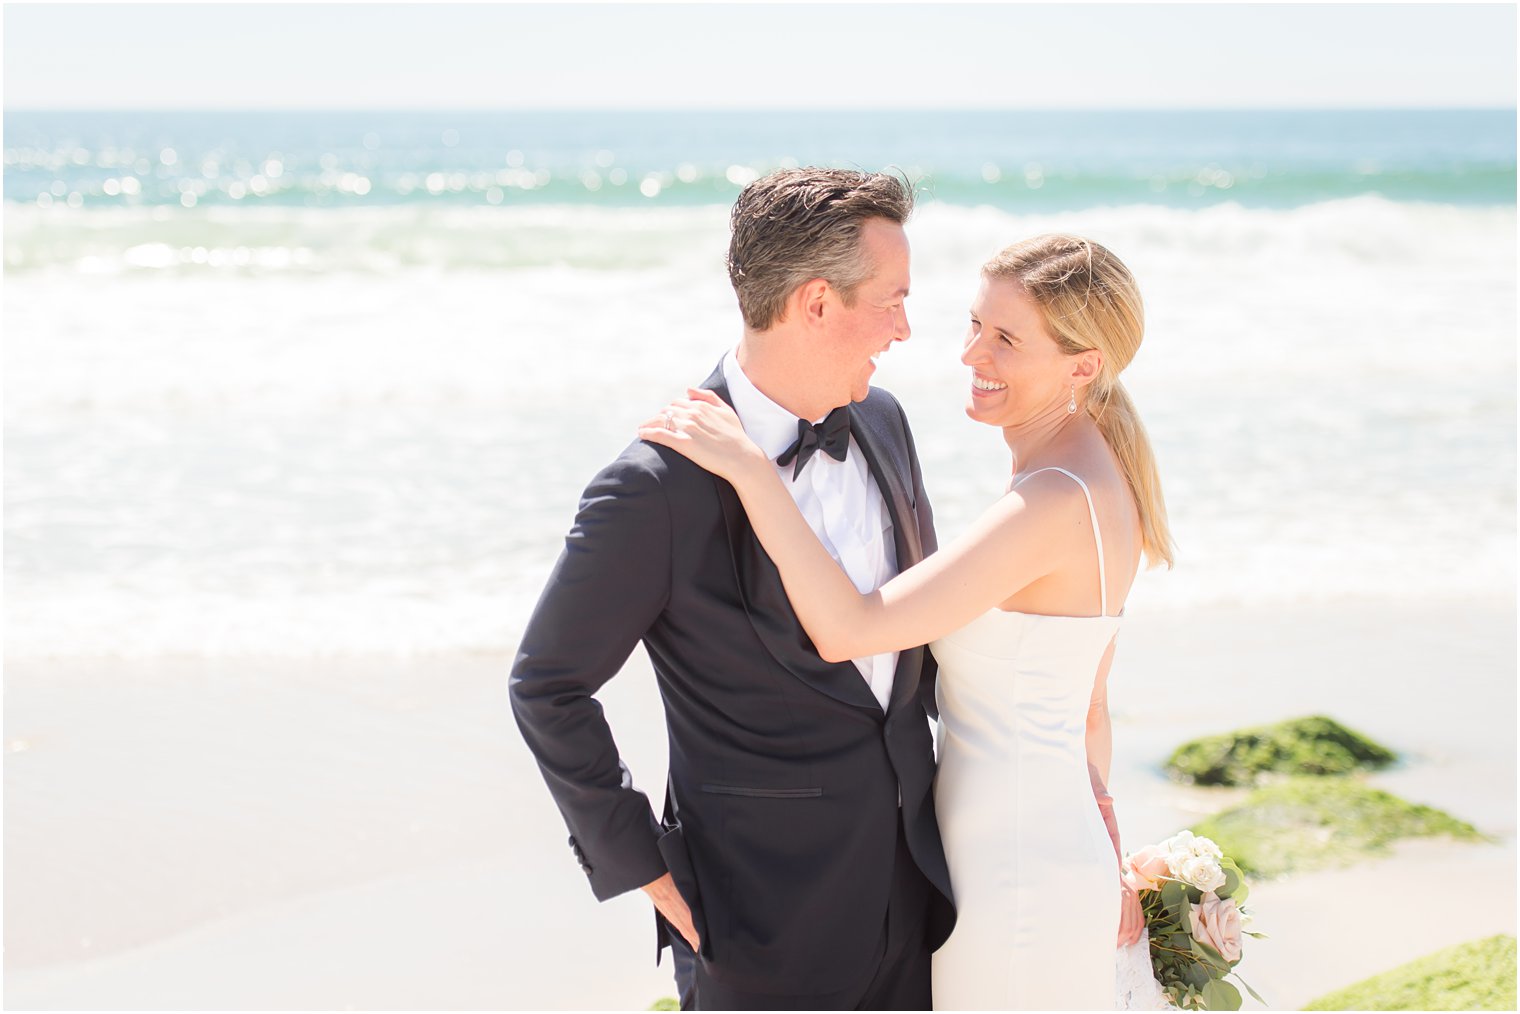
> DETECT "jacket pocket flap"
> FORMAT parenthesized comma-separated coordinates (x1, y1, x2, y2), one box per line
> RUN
(700, 784, 823, 798)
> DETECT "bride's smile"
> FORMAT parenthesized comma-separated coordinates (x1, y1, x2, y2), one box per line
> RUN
(959, 274, 1101, 435)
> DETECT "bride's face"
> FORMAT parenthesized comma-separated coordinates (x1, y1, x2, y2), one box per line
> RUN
(960, 276, 1079, 428)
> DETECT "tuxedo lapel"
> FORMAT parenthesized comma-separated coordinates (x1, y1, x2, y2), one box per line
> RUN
(701, 364, 883, 715)
(848, 401, 923, 571)
(848, 400, 928, 718)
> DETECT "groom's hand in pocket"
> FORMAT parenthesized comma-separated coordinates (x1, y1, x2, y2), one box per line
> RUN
(643, 873, 701, 952)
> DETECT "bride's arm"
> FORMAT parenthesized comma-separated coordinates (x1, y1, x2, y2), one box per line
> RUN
(640, 390, 1078, 661)
(1086, 636, 1118, 786)
(1085, 636, 1121, 860)
(1086, 638, 1145, 946)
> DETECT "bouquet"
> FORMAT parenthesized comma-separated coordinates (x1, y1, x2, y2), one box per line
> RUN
(1124, 830, 1264, 1010)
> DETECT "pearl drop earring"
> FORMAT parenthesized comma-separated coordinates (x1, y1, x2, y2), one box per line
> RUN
(1067, 385, 1077, 414)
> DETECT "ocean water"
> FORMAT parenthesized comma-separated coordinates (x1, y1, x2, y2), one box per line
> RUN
(5, 109, 1515, 212)
(4, 110, 1515, 658)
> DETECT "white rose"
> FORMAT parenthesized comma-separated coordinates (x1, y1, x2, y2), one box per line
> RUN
(1163, 831, 1226, 884)
(1189, 834, 1224, 860)
(1165, 829, 1224, 859)
(1162, 840, 1194, 874)
(1176, 854, 1228, 893)
(1163, 829, 1198, 853)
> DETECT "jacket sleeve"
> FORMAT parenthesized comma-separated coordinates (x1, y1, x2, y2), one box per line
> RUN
(509, 450, 672, 901)
(897, 400, 943, 721)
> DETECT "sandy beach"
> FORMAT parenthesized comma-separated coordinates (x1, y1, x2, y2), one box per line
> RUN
(6, 597, 1513, 1010)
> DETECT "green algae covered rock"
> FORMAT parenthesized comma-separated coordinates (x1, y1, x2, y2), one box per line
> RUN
(1190, 777, 1483, 877)
(1305, 934, 1516, 1010)
(1165, 715, 1397, 787)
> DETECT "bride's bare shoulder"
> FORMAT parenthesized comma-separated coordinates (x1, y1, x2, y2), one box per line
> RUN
(1003, 465, 1096, 510)
(981, 467, 1096, 542)
(997, 460, 1133, 542)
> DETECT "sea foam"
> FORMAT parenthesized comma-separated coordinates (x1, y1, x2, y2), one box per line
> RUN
(4, 197, 1513, 657)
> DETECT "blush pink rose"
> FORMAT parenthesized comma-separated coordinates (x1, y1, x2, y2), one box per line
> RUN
(1189, 893, 1243, 963)
(1125, 844, 1172, 891)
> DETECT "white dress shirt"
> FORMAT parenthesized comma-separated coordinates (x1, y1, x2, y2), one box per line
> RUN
(722, 350, 899, 709)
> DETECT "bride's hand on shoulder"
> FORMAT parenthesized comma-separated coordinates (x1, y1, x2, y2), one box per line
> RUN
(639, 388, 770, 483)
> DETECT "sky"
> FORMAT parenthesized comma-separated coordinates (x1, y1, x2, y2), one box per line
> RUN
(3, 2, 1516, 110)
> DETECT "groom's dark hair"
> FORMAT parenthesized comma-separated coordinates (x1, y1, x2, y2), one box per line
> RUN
(727, 168, 914, 331)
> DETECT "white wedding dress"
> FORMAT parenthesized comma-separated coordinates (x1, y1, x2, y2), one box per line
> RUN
(930, 467, 1169, 1010)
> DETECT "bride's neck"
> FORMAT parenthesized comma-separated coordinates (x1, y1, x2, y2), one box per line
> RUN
(1002, 410, 1081, 475)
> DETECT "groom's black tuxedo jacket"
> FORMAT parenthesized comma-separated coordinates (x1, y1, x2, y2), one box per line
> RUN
(510, 364, 956, 996)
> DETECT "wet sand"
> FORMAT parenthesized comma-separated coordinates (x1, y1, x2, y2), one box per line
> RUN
(6, 597, 1513, 1009)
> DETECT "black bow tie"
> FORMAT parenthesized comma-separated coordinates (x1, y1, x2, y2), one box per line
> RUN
(776, 406, 851, 480)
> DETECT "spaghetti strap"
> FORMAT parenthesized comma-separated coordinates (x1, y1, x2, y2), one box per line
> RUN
(1012, 466, 1109, 616)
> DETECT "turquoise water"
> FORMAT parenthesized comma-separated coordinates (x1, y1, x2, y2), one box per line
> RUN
(5, 109, 1515, 210)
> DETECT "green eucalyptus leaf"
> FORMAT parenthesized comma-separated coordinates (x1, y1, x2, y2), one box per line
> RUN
(1195, 938, 1230, 972)
(1234, 973, 1266, 1005)
(1202, 978, 1243, 1010)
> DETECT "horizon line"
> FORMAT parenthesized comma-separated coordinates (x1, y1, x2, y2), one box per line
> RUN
(7, 104, 1517, 114)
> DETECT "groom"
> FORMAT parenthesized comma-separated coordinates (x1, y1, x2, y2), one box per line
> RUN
(509, 168, 955, 1010)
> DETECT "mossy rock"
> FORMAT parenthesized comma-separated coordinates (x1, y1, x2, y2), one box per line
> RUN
(1165, 715, 1397, 786)
(1190, 777, 1484, 877)
(648, 999, 680, 1011)
(1304, 934, 1516, 1010)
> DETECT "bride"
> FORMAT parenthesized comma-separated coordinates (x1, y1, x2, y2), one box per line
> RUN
(642, 234, 1172, 1010)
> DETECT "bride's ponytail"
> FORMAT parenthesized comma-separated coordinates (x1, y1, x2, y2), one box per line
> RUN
(1088, 379, 1173, 569)
(984, 236, 1175, 568)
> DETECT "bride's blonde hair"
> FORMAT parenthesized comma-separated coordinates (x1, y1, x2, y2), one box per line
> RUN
(984, 234, 1175, 568)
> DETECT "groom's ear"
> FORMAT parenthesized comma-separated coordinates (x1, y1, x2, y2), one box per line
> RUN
(795, 278, 830, 329)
